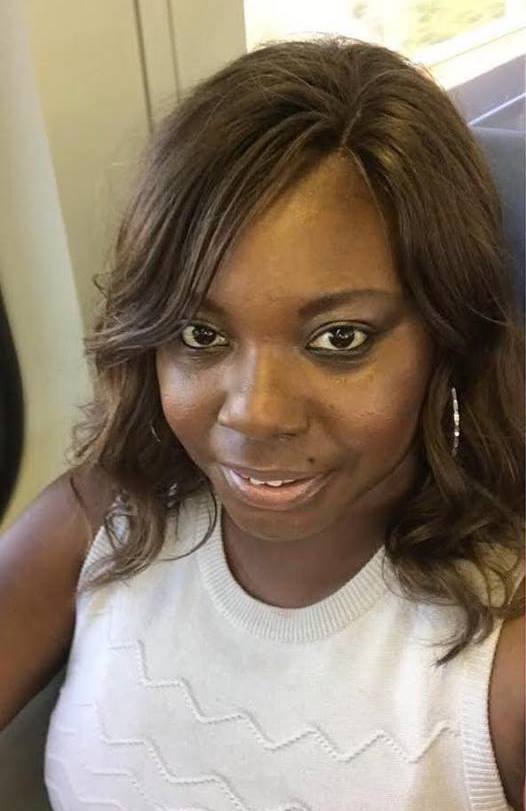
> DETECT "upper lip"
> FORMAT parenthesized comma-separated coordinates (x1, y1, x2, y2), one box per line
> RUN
(222, 464, 323, 481)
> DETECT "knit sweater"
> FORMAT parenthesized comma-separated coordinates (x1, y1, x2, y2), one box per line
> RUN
(44, 486, 519, 810)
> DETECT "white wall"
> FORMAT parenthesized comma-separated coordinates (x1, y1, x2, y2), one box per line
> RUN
(25, 0, 152, 331)
(0, 1, 91, 529)
(25, 0, 247, 331)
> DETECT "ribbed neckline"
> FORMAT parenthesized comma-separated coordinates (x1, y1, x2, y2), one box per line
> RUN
(194, 489, 390, 644)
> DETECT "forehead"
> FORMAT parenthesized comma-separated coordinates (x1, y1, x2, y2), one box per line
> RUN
(207, 153, 401, 310)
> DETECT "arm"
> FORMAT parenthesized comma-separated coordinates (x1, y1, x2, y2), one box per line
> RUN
(0, 465, 116, 730)
(489, 585, 525, 811)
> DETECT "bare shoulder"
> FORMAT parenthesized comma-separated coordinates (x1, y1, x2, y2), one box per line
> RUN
(0, 464, 117, 729)
(67, 463, 120, 558)
(489, 578, 525, 811)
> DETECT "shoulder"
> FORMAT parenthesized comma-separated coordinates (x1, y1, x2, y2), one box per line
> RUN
(69, 464, 120, 559)
(489, 578, 525, 811)
(0, 465, 117, 728)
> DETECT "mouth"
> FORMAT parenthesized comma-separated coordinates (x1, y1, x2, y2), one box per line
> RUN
(219, 465, 333, 511)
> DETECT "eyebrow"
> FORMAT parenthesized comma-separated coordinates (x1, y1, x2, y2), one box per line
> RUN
(192, 289, 403, 319)
(298, 289, 403, 319)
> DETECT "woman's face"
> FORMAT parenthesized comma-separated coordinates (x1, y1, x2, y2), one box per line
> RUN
(156, 154, 435, 543)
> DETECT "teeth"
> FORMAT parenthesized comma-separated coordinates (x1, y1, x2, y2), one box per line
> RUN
(248, 477, 296, 487)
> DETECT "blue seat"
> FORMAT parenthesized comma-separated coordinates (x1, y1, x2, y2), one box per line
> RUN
(472, 126, 525, 312)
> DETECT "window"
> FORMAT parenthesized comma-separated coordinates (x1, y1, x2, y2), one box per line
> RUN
(244, 0, 526, 88)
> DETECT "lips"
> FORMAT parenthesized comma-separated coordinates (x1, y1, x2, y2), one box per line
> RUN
(227, 465, 319, 482)
(220, 465, 332, 511)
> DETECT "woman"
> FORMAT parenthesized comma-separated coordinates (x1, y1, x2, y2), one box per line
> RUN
(1, 37, 524, 810)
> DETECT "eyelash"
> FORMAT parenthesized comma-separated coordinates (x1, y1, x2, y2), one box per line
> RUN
(177, 322, 375, 359)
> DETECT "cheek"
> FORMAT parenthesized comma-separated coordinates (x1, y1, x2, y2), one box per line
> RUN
(155, 354, 218, 444)
(331, 350, 432, 456)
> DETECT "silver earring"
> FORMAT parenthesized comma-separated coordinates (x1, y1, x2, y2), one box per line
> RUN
(150, 420, 161, 443)
(451, 386, 460, 457)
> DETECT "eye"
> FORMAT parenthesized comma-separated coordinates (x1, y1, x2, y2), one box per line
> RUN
(308, 324, 370, 353)
(180, 323, 228, 349)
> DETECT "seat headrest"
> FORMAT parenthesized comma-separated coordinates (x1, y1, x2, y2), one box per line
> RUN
(471, 126, 525, 312)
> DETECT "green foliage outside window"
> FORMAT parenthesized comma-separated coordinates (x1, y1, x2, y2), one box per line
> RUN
(403, 0, 507, 51)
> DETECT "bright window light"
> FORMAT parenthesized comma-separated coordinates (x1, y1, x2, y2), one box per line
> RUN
(244, 0, 526, 86)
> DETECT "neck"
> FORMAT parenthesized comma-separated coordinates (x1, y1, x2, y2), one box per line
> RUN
(222, 509, 387, 608)
(220, 446, 423, 608)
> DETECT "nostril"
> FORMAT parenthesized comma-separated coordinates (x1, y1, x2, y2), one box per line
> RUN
(217, 402, 308, 438)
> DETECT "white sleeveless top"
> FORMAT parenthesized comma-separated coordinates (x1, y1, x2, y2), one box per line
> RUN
(44, 487, 519, 810)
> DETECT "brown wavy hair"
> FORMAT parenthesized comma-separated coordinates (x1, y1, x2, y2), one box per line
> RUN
(69, 37, 524, 666)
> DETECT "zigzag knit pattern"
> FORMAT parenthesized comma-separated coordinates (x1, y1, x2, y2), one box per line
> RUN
(44, 489, 516, 811)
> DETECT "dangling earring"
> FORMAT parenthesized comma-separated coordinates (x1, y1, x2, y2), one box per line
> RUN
(150, 420, 161, 443)
(451, 386, 460, 457)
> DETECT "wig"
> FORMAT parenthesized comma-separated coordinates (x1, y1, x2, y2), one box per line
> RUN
(69, 37, 524, 666)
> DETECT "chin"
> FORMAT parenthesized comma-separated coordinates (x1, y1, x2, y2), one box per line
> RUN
(219, 493, 340, 543)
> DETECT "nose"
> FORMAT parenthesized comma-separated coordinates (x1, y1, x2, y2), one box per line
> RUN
(217, 346, 309, 440)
